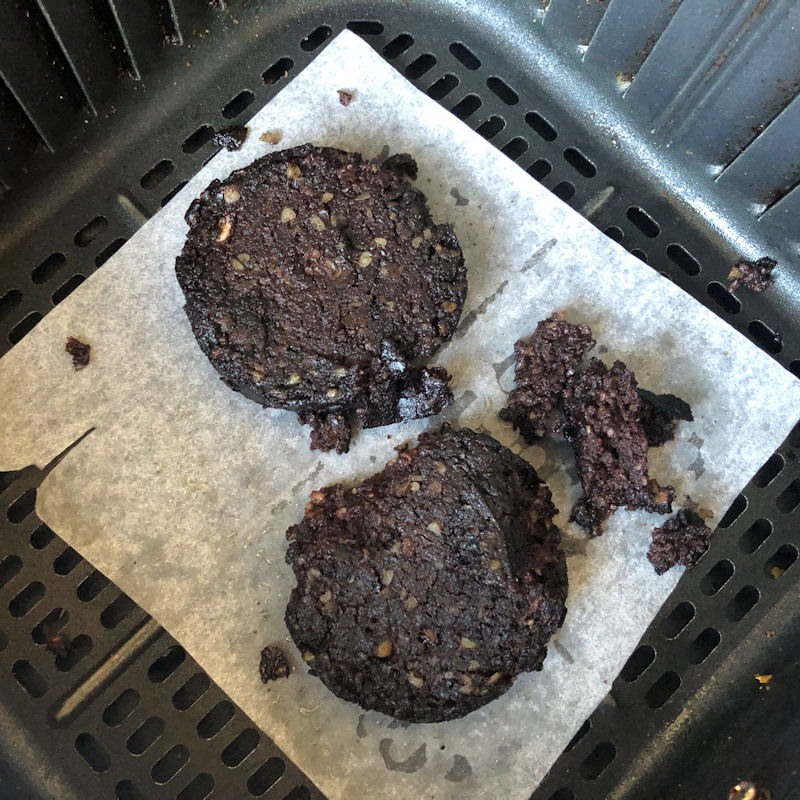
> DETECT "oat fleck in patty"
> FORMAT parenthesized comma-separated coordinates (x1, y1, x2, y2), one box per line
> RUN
(175, 144, 467, 453)
(284, 424, 567, 722)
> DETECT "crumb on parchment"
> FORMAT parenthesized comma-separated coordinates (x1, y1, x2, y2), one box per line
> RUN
(648, 508, 713, 575)
(259, 645, 291, 683)
(499, 312, 687, 538)
(65, 337, 91, 370)
(260, 130, 282, 145)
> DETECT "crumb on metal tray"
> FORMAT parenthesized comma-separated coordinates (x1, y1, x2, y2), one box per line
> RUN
(728, 256, 777, 293)
(40, 613, 72, 659)
(162, 28, 181, 46)
(213, 125, 249, 151)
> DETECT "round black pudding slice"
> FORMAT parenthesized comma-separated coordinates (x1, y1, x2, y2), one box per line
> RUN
(175, 144, 467, 453)
(284, 424, 568, 722)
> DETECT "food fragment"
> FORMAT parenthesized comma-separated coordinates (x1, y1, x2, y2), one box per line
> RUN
(728, 256, 777, 293)
(637, 389, 694, 447)
(42, 616, 72, 659)
(259, 645, 291, 683)
(213, 125, 249, 151)
(728, 781, 770, 800)
(647, 508, 714, 575)
(564, 358, 674, 535)
(65, 337, 91, 370)
(259, 130, 282, 145)
(162, 27, 181, 46)
(337, 89, 353, 106)
(283, 424, 567, 722)
(499, 312, 594, 439)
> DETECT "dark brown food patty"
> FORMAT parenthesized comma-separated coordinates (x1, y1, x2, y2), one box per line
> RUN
(175, 144, 467, 453)
(284, 424, 568, 722)
(499, 313, 594, 439)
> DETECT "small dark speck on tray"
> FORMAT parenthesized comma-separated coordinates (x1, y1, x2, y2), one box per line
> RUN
(41, 614, 72, 659)
(213, 125, 249, 151)
(728, 256, 777, 293)
(260, 645, 291, 683)
(338, 89, 353, 106)
(66, 337, 91, 370)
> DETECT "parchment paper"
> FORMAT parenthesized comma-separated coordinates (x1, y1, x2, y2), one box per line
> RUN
(2, 31, 799, 800)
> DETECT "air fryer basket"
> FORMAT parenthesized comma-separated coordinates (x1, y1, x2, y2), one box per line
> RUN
(1, 2, 799, 799)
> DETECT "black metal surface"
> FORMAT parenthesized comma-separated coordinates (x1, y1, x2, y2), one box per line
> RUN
(1, 2, 799, 799)
(534, 434, 800, 800)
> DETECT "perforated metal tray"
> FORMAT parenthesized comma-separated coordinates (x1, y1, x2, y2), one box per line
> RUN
(1, 2, 800, 799)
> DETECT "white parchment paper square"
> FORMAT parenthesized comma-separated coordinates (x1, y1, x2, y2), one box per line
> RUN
(2, 31, 799, 800)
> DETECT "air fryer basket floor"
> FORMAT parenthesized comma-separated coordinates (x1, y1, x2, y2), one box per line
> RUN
(1, 2, 799, 799)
